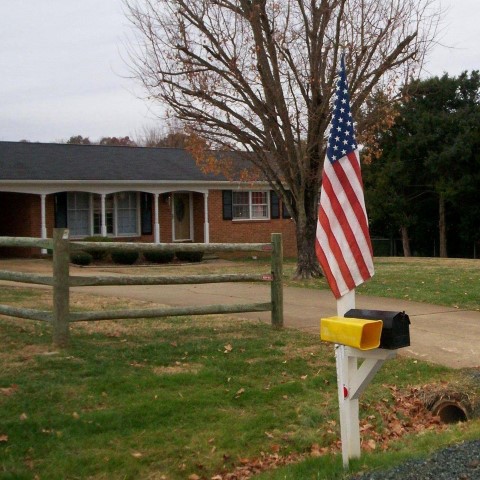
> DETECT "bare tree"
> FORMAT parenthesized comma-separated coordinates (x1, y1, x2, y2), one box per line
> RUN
(125, 0, 440, 278)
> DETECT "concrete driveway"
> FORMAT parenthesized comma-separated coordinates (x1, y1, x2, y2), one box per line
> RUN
(1, 258, 479, 369)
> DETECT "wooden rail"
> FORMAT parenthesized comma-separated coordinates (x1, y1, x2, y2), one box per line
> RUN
(0, 229, 284, 347)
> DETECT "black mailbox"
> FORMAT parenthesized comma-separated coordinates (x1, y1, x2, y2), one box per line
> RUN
(344, 309, 410, 350)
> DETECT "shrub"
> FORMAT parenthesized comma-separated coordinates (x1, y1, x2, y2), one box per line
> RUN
(82, 236, 114, 261)
(111, 249, 139, 265)
(143, 250, 175, 264)
(70, 251, 93, 266)
(175, 251, 204, 263)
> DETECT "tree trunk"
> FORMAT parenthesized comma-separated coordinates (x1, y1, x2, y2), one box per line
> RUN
(400, 225, 411, 257)
(294, 192, 323, 279)
(439, 193, 447, 258)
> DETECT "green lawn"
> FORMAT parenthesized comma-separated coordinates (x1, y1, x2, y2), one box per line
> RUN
(0, 257, 479, 479)
(283, 257, 480, 311)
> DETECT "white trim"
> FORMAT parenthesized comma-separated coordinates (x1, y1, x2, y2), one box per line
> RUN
(203, 192, 210, 244)
(40, 194, 47, 254)
(189, 193, 194, 241)
(100, 194, 107, 237)
(0, 181, 267, 196)
(154, 193, 160, 243)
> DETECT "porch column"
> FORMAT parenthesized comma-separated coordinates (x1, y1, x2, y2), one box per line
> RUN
(203, 191, 210, 244)
(100, 194, 107, 237)
(154, 193, 160, 243)
(40, 194, 47, 254)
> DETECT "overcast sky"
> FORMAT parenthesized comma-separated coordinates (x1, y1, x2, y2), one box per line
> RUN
(0, 0, 478, 144)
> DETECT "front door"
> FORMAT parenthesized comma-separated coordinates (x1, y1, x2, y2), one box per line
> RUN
(173, 192, 192, 241)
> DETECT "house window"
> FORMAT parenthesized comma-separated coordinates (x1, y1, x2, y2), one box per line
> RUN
(232, 191, 269, 220)
(66, 191, 139, 237)
(67, 192, 90, 236)
(117, 192, 138, 235)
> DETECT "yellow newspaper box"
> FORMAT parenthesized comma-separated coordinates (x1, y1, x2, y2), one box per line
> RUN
(320, 316, 383, 350)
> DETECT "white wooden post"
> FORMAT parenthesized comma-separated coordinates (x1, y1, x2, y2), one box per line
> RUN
(335, 289, 396, 469)
(100, 194, 107, 237)
(335, 289, 360, 467)
(40, 194, 47, 255)
(154, 193, 160, 243)
(203, 191, 210, 244)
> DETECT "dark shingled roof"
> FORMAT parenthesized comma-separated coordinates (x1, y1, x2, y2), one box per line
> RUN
(0, 141, 228, 182)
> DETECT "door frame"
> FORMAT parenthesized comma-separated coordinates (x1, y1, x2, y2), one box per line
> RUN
(172, 191, 193, 241)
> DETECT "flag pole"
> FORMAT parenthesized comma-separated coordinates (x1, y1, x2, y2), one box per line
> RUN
(336, 289, 361, 468)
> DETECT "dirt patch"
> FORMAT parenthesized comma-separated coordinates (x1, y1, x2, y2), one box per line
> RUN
(0, 342, 58, 374)
(153, 362, 202, 375)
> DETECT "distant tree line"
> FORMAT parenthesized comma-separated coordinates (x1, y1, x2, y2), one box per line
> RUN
(363, 71, 480, 259)
(65, 128, 189, 149)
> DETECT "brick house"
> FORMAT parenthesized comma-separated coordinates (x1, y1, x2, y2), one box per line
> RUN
(0, 141, 296, 256)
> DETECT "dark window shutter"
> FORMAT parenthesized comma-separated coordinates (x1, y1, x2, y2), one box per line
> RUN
(141, 192, 153, 235)
(54, 192, 68, 228)
(270, 190, 280, 219)
(222, 190, 233, 220)
(282, 191, 293, 219)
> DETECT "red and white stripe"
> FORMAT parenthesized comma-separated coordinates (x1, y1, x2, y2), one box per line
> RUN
(315, 150, 374, 299)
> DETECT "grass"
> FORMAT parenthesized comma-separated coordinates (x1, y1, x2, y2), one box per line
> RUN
(281, 257, 480, 311)
(1, 309, 469, 480)
(0, 257, 479, 479)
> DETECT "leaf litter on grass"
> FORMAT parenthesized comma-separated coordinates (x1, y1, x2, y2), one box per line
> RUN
(0, 278, 476, 479)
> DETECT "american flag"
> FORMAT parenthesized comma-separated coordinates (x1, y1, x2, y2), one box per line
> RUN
(315, 55, 374, 299)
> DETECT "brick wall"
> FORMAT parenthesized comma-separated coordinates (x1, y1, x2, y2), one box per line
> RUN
(0, 192, 47, 256)
(207, 190, 297, 257)
(0, 190, 297, 258)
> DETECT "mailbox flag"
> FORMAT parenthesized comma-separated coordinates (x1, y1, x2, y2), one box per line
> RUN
(315, 55, 374, 299)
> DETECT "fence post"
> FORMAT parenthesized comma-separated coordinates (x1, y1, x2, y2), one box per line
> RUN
(52, 228, 70, 347)
(270, 233, 283, 328)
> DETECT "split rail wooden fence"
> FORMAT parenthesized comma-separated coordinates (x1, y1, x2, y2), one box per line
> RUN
(0, 229, 283, 347)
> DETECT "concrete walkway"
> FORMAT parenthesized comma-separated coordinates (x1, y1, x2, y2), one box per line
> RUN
(1, 259, 479, 369)
(74, 281, 480, 369)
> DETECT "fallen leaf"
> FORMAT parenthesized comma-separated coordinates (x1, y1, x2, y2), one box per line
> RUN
(300, 375, 308, 380)
(20, 413, 28, 421)
(0, 434, 8, 442)
(131, 452, 143, 458)
(72, 412, 80, 419)
(311, 443, 328, 457)
(270, 444, 281, 453)
(224, 343, 233, 353)
(188, 474, 200, 480)
(0, 385, 18, 396)
(235, 388, 245, 398)
(364, 439, 376, 451)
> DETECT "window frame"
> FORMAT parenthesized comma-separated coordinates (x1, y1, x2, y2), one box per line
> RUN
(66, 191, 140, 238)
(66, 192, 90, 237)
(232, 190, 270, 221)
(115, 191, 140, 237)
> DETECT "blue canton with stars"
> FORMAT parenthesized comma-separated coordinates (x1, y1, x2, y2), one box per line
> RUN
(326, 56, 358, 164)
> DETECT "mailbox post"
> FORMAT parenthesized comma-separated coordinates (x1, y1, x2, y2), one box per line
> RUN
(321, 291, 411, 468)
